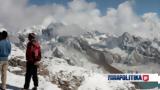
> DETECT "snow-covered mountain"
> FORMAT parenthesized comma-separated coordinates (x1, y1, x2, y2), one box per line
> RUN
(4, 21, 160, 90)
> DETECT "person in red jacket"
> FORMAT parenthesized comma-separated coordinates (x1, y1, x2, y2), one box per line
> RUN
(23, 33, 41, 90)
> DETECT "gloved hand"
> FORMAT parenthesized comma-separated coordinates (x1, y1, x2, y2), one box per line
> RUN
(34, 61, 40, 68)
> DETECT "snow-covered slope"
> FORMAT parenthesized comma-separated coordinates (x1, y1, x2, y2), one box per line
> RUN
(8, 44, 135, 90)
(1, 71, 61, 90)
(78, 73, 134, 90)
(8, 21, 160, 90)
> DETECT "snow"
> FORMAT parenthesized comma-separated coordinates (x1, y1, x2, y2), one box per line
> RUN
(8, 66, 22, 72)
(39, 82, 61, 90)
(80, 34, 108, 45)
(49, 44, 105, 73)
(0, 72, 61, 90)
(9, 44, 25, 60)
(1, 6, 160, 89)
(112, 63, 160, 73)
(8, 44, 26, 61)
(151, 42, 160, 52)
(83, 36, 101, 45)
(78, 73, 134, 90)
(6, 45, 62, 90)
(8, 24, 160, 90)
(0, 28, 7, 32)
(18, 25, 45, 35)
(42, 57, 89, 78)
(108, 47, 128, 57)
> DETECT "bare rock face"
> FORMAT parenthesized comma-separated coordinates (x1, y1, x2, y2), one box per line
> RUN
(42, 22, 64, 40)
(124, 40, 160, 65)
(64, 37, 83, 52)
(8, 57, 26, 75)
(112, 54, 122, 63)
(9, 57, 26, 67)
(53, 47, 64, 58)
(8, 57, 49, 77)
(137, 41, 160, 63)
(78, 38, 122, 65)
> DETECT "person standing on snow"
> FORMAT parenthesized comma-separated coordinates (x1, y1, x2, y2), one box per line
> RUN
(0, 31, 11, 90)
(23, 33, 41, 90)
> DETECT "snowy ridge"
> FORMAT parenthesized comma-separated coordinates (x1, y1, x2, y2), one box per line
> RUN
(8, 22, 160, 90)
(2, 72, 61, 90)
(8, 44, 135, 90)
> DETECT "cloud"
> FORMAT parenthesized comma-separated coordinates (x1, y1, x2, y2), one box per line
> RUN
(0, 0, 160, 39)
(0, 0, 65, 31)
(60, 0, 160, 39)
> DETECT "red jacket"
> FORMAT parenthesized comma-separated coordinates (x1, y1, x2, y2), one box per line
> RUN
(26, 40, 41, 64)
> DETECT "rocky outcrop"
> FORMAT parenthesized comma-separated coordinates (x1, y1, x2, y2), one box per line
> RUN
(78, 38, 122, 65)
(41, 57, 89, 90)
(42, 22, 64, 40)
(53, 47, 64, 58)
(51, 71, 85, 90)
(9, 57, 49, 76)
(9, 57, 26, 67)
(118, 32, 141, 52)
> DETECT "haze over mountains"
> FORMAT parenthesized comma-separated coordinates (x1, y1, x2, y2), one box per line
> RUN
(3, 20, 158, 90)
(0, 0, 160, 39)
(0, 0, 160, 90)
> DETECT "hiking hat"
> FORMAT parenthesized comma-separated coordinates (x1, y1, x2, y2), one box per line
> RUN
(28, 33, 36, 40)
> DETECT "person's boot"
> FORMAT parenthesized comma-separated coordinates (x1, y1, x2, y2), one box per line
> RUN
(32, 87, 37, 90)
(0, 87, 6, 90)
(1, 85, 6, 90)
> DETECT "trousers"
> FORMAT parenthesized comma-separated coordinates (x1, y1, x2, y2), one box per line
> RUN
(24, 62, 38, 89)
(0, 61, 8, 89)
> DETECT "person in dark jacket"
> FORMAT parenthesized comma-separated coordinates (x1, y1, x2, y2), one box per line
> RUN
(0, 31, 11, 90)
(23, 33, 41, 90)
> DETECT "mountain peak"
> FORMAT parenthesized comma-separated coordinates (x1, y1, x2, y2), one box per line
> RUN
(122, 32, 132, 38)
